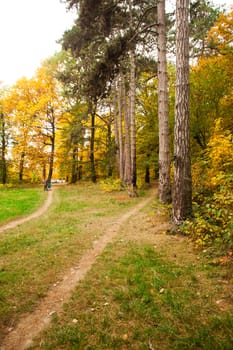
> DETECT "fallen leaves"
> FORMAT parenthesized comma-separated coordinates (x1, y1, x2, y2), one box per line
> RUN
(210, 251, 233, 266)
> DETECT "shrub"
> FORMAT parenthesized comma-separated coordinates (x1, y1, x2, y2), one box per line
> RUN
(183, 119, 233, 247)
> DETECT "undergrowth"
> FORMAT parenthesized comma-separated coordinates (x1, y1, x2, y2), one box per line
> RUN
(182, 120, 233, 249)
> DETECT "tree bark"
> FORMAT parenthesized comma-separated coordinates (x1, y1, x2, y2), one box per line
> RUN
(107, 115, 114, 177)
(129, 49, 137, 192)
(19, 152, 25, 182)
(117, 75, 125, 181)
(113, 80, 121, 178)
(127, 0, 137, 196)
(122, 73, 131, 187)
(47, 107, 55, 183)
(71, 147, 78, 183)
(173, 0, 192, 223)
(0, 113, 7, 184)
(157, 0, 171, 203)
(89, 101, 97, 183)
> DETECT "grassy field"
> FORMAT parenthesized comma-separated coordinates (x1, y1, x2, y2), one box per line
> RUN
(0, 183, 232, 349)
(31, 244, 233, 350)
(0, 184, 139, 337)
(0, 186, 45, 224)
(29, 197, 233, 350)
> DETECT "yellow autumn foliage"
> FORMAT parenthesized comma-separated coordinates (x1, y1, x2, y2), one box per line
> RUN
(207, 119, 233, 188)
(184, 119, 233, 246)
(207, 10, 233, 53)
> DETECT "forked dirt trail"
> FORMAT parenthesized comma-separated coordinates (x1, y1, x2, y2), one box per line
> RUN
(1, 191, 156, 350)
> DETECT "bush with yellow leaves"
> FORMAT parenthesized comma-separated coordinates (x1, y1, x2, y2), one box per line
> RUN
(183, 119, 233, 247)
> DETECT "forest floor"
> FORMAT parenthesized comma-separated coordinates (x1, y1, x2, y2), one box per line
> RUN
(0, 184, 232, 350)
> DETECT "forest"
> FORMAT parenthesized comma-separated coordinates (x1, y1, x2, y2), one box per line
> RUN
(0, 0, 232, 247)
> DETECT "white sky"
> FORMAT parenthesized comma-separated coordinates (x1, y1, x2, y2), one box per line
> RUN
(0, 0, 76, 86)
(0, 0, 232, 87)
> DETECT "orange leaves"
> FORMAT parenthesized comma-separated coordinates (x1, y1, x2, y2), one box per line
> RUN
(218, 252, 233, 265)
(207, 10, 233, 53)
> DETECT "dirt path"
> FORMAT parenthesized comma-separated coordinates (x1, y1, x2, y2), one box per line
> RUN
(1, 191, 156, 350)
(0, 190, 53, 234)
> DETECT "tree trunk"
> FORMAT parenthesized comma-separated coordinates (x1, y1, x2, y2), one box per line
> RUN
(107, 118, 113, 177)
(173, 0, 192, 223)
(47, 108, 55, 183)
(112, 80, 121, 178)
(47, 137, 55, 183)
(117, 75, 125, 181)
(89, 101, 97, 183)
(129, 48, 137, 193)
(145, 163, 150, 184)
(157, 0, 171, 203)
(0, 113, 7, 184)
(122, 73, 131, 187)
(127, 0, 137, 196)
(71, 147, 78, 183)
(19, 151, 25, 182)
(42, 163, 46, 182)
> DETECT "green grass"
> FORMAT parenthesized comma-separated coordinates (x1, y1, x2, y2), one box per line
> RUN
(0, 183, 137, 330)
(0, 187, 45, 224)
(30, 243, 233, 350)
(0, 183, 232, 349)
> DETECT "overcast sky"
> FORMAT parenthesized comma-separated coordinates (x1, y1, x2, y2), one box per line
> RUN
(0, 0, 231, 86)
(0, 0, 76, 86)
